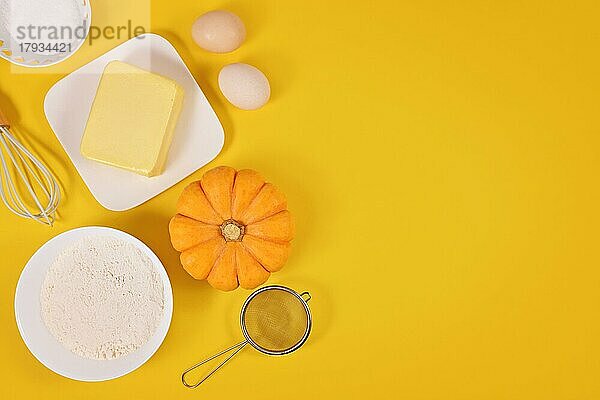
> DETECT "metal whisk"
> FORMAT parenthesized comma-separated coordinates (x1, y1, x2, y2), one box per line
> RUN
(0, 108, 60, 226)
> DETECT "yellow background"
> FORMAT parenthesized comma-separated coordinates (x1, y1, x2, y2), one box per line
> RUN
(1, 0, 599, 398)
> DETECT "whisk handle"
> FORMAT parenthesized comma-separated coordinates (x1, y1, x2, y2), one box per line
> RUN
(182, 341, 248, 389)
(0, 107, 9, 128)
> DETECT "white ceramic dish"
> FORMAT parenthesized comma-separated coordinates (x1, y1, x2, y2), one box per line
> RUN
(14, 226, 174, 382)
(44, 33, 225, 211)
(0, 0, 91, 67)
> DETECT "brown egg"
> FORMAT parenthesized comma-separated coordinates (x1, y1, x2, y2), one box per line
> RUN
(191, 10, 246, 53)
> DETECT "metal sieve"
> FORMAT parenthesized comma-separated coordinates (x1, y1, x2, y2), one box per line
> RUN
(182, 285, 312, 388)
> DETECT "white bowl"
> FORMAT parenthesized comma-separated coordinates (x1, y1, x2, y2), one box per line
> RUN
(0, 0, 91, 67)
(14, 226, 174, 382)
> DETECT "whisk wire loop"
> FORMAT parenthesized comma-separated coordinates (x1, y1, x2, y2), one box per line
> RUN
(0, 126, 60, 225)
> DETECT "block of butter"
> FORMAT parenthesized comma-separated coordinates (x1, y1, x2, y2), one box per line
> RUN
(81, 61, 184, 177)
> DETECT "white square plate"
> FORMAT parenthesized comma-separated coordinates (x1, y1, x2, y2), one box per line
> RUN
(44, 33, 224, 211)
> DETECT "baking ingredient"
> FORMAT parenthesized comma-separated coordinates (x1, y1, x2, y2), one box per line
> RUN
(0, 0, 84, 52)
(81, 61, 184, 177)
(218, 63, 271, 110)
(191, 10, 246, 53)
(169, 166, 294, 291)
(40, 235, 165, 360)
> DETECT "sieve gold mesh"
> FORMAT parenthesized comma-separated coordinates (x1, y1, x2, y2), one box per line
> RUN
(242, 289, 309, 353)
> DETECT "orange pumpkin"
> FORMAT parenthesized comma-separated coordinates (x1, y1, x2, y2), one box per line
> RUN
(169, 166, 294, 291)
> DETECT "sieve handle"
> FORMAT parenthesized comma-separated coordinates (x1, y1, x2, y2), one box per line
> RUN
(301, 292, 312, 302)
(182, 341, 248, 389)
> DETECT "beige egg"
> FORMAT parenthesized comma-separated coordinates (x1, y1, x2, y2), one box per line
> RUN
(191, 10, 246, 53)
(218, 63, 271, 110)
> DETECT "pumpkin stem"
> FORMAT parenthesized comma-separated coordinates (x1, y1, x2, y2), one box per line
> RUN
(220, 220, 245, 241)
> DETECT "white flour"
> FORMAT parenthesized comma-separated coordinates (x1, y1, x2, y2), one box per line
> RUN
(40, 235, 165, 360)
